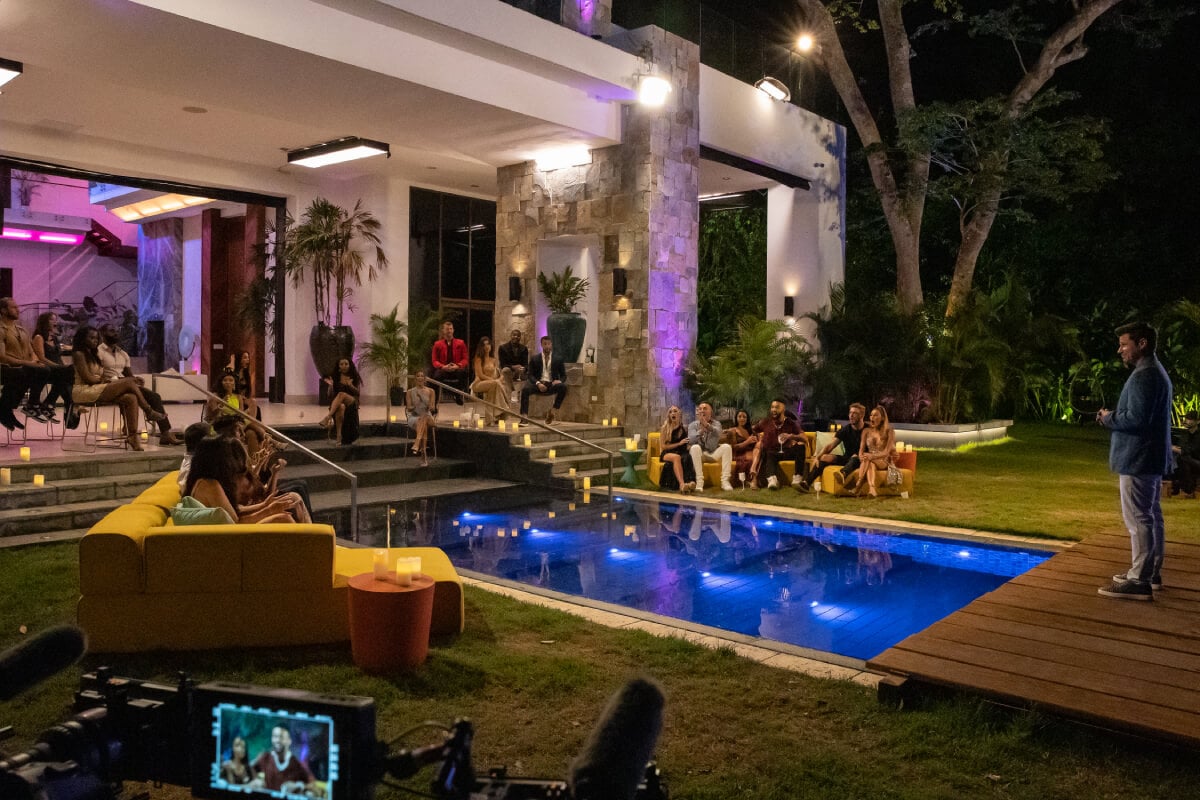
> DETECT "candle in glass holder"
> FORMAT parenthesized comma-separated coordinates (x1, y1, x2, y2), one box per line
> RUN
(582, 492, 591, 504)
(510, 528, 518, 537)
(140, 432, 149, 442)
(0, 468, 9, 485)
(568, 503, 575, 511)
(548, 511, 556, 519)
(394, 556, 421, 587)
(19, 447, 31, 462)
(611, 417, 619, 426)
(523, 520, 531, 529)
(548, 449, 556, 460)
(568, 467, 576, 478)
(390, 414, 397, 423)
(895, 441, 905, 452)
(907, 443, 914, 452)
(830, 423, 836, 432)
(625, 525, 635, 536)
(510, 421, 519, 431)
(625, 438, 635, 450)
(453, 420, 461, 428)
(476, 418, 485, 429)
(32, 474, 45, 487)
(99, 422, 108, 432)
(498, 420, 507, 431)
(582, 476, 591, 490)
(372, 549, 389, 580)
(602, 418, 609, 427)
(523, 434, 532, 447)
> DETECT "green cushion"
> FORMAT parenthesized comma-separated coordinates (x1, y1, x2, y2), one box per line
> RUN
(172, 496, 235, 526)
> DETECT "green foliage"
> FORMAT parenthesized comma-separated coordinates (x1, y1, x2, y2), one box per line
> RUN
(536, 265, 589, 314)
(403, 301, 441, 374)
(697, 206, 767, 356)
(358, 305, 408, 389)
(284, 198, 388, 328)
(687, 316, 811, 418)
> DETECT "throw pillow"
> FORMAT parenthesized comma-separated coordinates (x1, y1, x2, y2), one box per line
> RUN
(172, 495, 236, 526)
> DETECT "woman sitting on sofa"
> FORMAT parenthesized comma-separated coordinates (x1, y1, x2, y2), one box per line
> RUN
(728, 409, 758, 487)
(658, 405, 696, 494)
(185, 437, 309, 524)
(847, 405, 896, 498)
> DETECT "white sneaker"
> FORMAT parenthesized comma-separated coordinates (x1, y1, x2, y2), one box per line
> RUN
(721, 480, 734, 491)
(766, 476, 779, 490)
(695, 481, 704, 493)
(791, 475, 803, 487)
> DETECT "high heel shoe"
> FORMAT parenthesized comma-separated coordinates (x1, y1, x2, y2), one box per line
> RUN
(319, 416, 334, 429)
(127, 435, 144, 452)
(145, 409, 167, 424)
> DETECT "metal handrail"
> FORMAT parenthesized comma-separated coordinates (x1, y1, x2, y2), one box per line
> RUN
(155, 374, 360, 542)
(421, 376, 616, 507)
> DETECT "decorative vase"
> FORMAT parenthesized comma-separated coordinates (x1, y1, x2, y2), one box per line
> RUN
(309, 324, 355, 379)
(546, 312, 586, 363)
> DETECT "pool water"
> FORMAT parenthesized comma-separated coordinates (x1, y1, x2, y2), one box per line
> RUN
(395, 495, 1051, 661)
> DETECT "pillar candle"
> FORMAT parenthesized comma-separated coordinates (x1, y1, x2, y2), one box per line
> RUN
(32, 474, 45, 487)
(895, 441, 905, 452)
(372, 549, 389, 580)
(625, 525, 635, 536)
(394, 556, 421, 586)
(498, 420, 507, 431)
(453, 420, 461, 428)
(548, 511, 556, 519)
(523, 520, 531, 529)
(99, 422, 108, 432)
(0, 468, 9, 485)
(390, 414, 397, 423)
(19, 447, 31, 462)
(582, 476, 591, 490)
(510, 421, 519, 430)
(476, 418, 485, 429)
(582, 492, 591, 504)
(625, 438, 636, 450)
(140, 432, 149, 441)
(611, 417, 619, 426)
(510, 528, 518, 537)
(523, 434, 532, 447)
(602, 419, 609, 426)
(568, 503, 575, 511)
(568, 467, 576, 477)
(548, 449, 556, 460)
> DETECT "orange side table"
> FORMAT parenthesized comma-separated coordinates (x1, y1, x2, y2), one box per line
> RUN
(894, 450, 917, 475)
(347, 572, 435, 672)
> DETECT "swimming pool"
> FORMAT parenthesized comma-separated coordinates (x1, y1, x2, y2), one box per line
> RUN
(382, 494, 1052, 661)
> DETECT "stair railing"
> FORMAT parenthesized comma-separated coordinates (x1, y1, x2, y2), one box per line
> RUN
(154, 374, 360, 542)
(423, 376, 616, 510)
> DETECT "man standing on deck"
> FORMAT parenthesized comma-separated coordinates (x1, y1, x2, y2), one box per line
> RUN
(1096, 321, 1173, 601)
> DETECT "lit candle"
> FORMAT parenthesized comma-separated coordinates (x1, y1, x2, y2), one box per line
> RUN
(602, 419, 609, 427)
(568, 503, 575, 511)
(830, 423, 836, 432)
(523, 434, 532, 447)
(476, 418, 485, 429)
(452, 519, 459, 526)
(625, 525, 635, 536)
(548, 449, 556, 460)
(582, 492, 591, 504)
(895, 441, 905, 452)
(19, 447, 30, 462)
(0, 468, 9, 485)
(523, 520, 531, 529)
(140, 432, 149, 441)
(497, 527, 505, 537)
(634, 433, 641, 445)
(394, 556, 421, 587)
(548, 511, 556, 519)
(498, 420, 507, 431)
(907, 444, 914, 452)
(582, 476, 591, 490)
(390, 414, 397, 423)
(625, 438, 636, 450)
(510, 421, 519, 430)
(453, 420, 461, 428)
(510, 528, 518, 537)
(611, 417, 619, 426)
(373, 549, 389, 580)
(568, 467, 577, 477)
(32, 474, 45, 487)
(601, 512, 608, 519)
(99, 422, 108, 432)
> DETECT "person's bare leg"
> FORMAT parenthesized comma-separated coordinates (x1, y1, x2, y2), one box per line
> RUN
(866, 462, 878, 497)
(334, 405, 345, 443)
(117, 394, 142, 450)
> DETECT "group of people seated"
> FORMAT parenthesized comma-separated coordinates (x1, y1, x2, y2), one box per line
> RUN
(660, 400, 899, 498)
(431, 321, 568, 424)
(0, 297, 181, 450)
(219, 724, 320, 796)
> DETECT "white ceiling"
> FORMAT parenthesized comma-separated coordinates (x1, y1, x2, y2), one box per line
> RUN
(0, 0, 774, 202)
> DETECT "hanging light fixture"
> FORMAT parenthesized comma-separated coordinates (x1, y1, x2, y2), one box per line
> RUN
(287, 136, 390, 168)
(754, 76, 791, 102)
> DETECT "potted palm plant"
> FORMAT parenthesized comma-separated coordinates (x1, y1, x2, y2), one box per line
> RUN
(536, 265, 590, 362)
(284, 198, 388, 378)
(358, 305, 408, 432)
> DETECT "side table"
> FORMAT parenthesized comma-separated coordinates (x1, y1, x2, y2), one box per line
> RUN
(618, 448, 644, 486)
(347, 572, 435, 672)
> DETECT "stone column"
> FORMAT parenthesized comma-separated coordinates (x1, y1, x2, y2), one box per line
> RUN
(494, 27, 699, 434)
(137, 218, 183, 365)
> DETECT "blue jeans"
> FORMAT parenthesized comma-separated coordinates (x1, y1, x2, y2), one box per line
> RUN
(1118, 474, 1164, 583)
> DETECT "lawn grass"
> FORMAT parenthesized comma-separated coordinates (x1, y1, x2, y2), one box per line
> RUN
(3, 421, 1199, 798)
(632, 422, 1200, 544)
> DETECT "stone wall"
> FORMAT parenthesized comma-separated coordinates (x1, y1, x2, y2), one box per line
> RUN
(494, 27, 699, 434)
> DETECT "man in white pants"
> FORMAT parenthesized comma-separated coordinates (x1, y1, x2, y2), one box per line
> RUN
(688, 402, 734, 492)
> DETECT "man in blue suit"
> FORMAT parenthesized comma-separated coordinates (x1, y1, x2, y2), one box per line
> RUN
(1096, 321, 1173, 601)
(521, 336, 567, 423)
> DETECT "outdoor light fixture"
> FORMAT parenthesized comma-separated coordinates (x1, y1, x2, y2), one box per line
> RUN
(612, 268, 628, 297)
(287, 136, 390, 168)
(796, 34, 815, 53)
(0, 57, 22, 89)
(534, 146, 592, 171)
(2, 228, 84, 246)
(784, 296, 795, 317)
(755, 76, 791, 102)
(638, 75, 672, 107)
(509, 276, 523, 302)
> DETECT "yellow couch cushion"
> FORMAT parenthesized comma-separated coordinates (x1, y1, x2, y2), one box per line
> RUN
(137, 472, 183, 510)
(79, 503, 171, 595)
(242, 527, 336, 592)
(143, 530, 243, 594)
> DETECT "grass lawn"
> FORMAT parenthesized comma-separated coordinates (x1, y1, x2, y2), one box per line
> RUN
(2, 422, 1198, 799)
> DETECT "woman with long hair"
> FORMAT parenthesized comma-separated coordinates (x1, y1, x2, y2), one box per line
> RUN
(227, 350, 253, 397)
(849, 405, 896, 498)
(470, 336, 509, 424)
(657, 405, 695, 494)
(71, 325, 165, 451)
(728, 408, 758, 488)
(406, 370, 437, 466)
(185, 437, 307, 524)
(320, 357, 361, 445)
(219, 736, 252, 785)
(31, 311, 75, 425)
(205, 371, 269, 455)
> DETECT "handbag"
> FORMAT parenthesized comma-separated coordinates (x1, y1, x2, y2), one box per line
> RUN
(885, 462, 903, 487)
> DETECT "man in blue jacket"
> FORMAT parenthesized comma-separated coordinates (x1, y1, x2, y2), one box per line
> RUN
(1096, 321, 1173, 601)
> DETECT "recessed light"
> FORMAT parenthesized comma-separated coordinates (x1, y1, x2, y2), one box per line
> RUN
(182, 106, 208, 114)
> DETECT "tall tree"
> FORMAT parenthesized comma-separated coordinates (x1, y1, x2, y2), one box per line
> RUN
(794, 0, 1175, 317)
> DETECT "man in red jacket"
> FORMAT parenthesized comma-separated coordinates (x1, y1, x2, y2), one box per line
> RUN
(431, 320, 468, 405)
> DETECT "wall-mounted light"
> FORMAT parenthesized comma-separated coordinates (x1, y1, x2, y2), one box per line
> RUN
(287, 136, 390, 168)
(612, 268, 628, 297)
(534, 145, 592, 172)
(508, 276, 523, 302)
(2, 228, 84, 246)
(796, 34, 815, 53)
(638, 75, 672, 107)
(754, 76, 791, 102)
(0, 57, 22, 89)
(783, 296, 795, 317)
(585, 345, 596, 364)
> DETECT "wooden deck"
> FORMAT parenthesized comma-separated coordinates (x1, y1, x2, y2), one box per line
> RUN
(867, 532, 1200, 747)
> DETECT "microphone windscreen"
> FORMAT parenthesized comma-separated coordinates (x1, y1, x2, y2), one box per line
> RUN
(0, 625, 87, 701)
(568, 677, 664, 800)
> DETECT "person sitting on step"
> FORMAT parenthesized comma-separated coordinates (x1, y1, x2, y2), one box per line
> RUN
(521, 336, 567, 424)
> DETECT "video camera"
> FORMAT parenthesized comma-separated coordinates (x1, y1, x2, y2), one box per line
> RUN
(0, 627, 667, 800)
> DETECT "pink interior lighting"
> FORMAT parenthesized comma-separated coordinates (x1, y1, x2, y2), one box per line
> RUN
(1, 228, 84, 245)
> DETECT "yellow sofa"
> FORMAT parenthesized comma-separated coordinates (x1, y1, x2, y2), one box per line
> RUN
(647, 431, 816, 488)
(818, 464, 914, 497)
(78, 473, 464, 652)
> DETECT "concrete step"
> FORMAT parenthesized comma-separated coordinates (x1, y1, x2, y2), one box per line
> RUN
(0, 452, 183, 483)
(0, 498, 124, 537)
(282, 457, 477, 494)
(0, 470, 167, 510)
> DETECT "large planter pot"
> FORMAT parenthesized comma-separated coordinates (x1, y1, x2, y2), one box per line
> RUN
(546, 312, 586, 363)
(309, 324, 356, 379)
